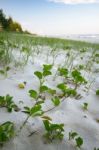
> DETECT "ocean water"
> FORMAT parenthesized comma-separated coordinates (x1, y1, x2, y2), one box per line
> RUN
(61, 34, 99, 43)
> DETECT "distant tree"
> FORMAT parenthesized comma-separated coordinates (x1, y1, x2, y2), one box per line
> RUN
(13, 22, 22, 32)
(7, 17, 13, 31)
(0, 9, 23, 32)
(0, 9, 8, 30)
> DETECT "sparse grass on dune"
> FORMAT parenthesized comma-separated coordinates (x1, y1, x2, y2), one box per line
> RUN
(0, 32, 99, 149)
(0, 32, 99, 50)
(0, 31, 99, 76)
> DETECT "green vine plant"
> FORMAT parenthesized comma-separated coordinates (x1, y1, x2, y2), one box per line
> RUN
(43, 119, 64, 143)
(19, 101, 65, 141)
(34, 64, 53, 85)
(0, 94, 19, 112)
(69, 131, 83, 149)
(17, 64, 67, 139)
(71, 69, 87, 90)
(18, 64, 83, 137)
(29, 64, 55, 103)
(18, 64, 56, 132)
(0, 121, 14, 147)
(53, 66, 87, 98)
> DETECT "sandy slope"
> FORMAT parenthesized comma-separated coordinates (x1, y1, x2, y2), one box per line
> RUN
(0, 49, 99, 150)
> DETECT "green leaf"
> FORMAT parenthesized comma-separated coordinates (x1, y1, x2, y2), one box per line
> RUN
(50, 123, 64, 132)
(0, 94, 19, 113)
(34, 71, 42, 79)
(0, 96, 5, 106)
(43, 120, 50, 131)
(52, 96, 60, 106)
(43, 64, 52, 71)
(65, 88, 77, 97)
(43, 70, 52, 77)
(69, 131, 78, 140)
(40, 85, 49, 93)
(75, 137, 83, 148)
(42, 116, 52, 121)
(29, 90, 38, 99)
(96, 89, 99, 95)
(57, 83, 67, 93)
(72, 70, 86, 84)
(30, 104, 43, 117)
(58, 68, 68, 77)
(72, 70, 81, 77)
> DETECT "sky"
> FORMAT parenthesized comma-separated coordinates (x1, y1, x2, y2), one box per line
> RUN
(0, 0, 99, 35)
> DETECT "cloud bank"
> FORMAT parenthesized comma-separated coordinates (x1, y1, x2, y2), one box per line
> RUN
(48, 0, 99, 4)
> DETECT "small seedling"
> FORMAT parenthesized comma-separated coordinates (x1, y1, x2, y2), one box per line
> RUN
(72, 70, 87, 89)
(0, 94, 19, 112)
(34, 64, 52, 89)
(43, 120, 64, 142)
(69, 131, 78, 140)
(34, 64, 52, 81)
(0, 121, 14, 146)
(68, 131, 83, 149)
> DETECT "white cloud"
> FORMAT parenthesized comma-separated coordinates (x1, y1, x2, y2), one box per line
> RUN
(48, 0, 99, 4)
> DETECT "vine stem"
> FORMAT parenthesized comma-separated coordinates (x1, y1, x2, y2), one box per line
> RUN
(28, 96, 68, 137)
(44, 96, 67, 113)
(16, 115, 30, 135)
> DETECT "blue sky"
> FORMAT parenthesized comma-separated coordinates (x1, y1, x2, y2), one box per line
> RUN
(0, 0, 99, 35)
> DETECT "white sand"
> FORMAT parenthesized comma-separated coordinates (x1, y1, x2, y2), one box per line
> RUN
(0, 47, 99, 150)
